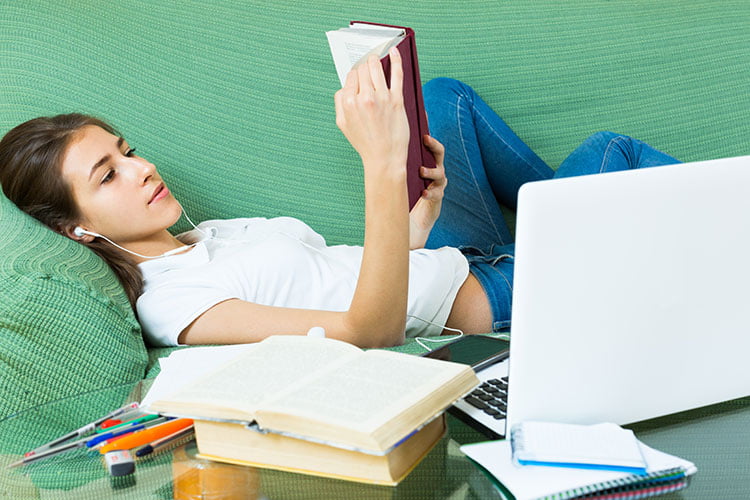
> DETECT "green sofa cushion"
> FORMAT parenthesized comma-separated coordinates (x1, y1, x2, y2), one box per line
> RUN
(0, 194, 147, 421)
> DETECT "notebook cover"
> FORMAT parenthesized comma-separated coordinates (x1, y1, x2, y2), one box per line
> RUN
(350, 21, 435, 209)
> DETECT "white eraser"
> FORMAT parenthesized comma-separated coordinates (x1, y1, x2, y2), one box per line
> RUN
(306, 326, 326, 338)
(105, 450, 135, 476)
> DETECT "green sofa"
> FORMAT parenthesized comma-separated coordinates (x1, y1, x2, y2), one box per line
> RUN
(1, 1, 748, 422)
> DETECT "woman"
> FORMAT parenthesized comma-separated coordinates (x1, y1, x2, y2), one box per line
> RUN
(0, 49, 679, 348)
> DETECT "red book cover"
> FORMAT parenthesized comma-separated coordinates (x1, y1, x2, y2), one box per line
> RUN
(350, 21, 436, 209)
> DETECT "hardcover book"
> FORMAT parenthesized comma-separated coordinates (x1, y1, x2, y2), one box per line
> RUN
(326, 21, 435, 209)
(149, 336, 479, 484)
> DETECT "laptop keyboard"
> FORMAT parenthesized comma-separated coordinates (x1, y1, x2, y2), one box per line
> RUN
(463, 377, 509, 420)
(450, 357, 510, 438)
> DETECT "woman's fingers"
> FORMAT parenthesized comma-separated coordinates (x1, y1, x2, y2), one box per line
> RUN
(388, 47, 404, 99)
(335, 69, 356, 130)
(343, 65, 358, 91)
(333, 45, 409, 168)
(420, 136, 447, 199)
(423, 135, 445, 162)
(368, 54, 388, 93)
(339, 47, 403, 101)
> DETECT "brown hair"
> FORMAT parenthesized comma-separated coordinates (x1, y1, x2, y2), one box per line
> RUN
(0, 113, 143, 307)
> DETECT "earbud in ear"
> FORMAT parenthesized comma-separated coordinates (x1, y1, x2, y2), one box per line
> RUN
(74, 227, 100, 238)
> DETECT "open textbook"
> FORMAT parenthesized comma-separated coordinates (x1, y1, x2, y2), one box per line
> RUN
(148, 336, 479, 484)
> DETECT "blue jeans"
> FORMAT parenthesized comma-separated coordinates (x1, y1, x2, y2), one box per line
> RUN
(422, 78, 680, 332)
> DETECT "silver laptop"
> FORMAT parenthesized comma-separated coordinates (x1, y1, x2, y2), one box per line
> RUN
(503, 155, 750, 431)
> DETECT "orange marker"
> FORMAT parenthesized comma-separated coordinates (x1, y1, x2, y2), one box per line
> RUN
(99, 418, 193, 454)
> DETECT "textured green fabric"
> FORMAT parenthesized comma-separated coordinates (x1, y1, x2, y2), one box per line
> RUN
(0, 0, 748, 426)
(0, 195, 147, 422)
(2, 1, 748, 240)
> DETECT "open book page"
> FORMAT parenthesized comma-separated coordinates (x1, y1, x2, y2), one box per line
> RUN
(326, 25, 405, 86)
(148, 336, 360, 422)
(256, 349, 476, 451)
(141, 343, 257, 409)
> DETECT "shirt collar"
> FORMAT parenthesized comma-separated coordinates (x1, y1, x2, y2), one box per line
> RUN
(138, 239, 211, 276)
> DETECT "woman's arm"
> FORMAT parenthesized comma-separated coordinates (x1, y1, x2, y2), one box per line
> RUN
(178, 299, 372, 346)
(179, 48, 412, 349)
(409, 135, 446, 249)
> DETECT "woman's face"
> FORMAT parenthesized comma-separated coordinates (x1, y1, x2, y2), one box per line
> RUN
(61, 125, 182, 244)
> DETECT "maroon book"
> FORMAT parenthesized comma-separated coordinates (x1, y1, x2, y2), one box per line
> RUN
(348, 22, 436, 209)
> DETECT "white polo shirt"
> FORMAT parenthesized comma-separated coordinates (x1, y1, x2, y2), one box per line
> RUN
(136, 217, 469, 346)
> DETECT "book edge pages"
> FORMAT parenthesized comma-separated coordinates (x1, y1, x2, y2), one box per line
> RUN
(194, 415, 446, 486)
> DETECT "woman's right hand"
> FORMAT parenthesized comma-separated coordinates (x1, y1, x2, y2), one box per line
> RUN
(334, 47, 410, 174)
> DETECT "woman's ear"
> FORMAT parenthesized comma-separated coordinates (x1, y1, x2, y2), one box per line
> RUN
(62, 224, 95, 243)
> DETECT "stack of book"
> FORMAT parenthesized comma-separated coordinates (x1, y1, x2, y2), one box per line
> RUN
(148, 336, 479, 485)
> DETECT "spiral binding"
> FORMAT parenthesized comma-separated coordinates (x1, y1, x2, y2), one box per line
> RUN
(547, 466, 689, 500)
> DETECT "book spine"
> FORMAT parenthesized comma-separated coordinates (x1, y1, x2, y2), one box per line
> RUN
(349, 20, 433, 208)
(404, 26, 435, 172)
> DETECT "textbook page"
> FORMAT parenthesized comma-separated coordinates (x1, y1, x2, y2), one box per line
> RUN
(149, 336, 360, 421)
(257, 348, 476, 451)
(141, 343, 256, 409)
(326, 25, 405, 86)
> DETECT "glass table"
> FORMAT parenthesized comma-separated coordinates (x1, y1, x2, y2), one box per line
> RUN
(1, 380, 748, 499)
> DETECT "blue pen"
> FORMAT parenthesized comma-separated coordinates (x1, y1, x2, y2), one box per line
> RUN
(86, 424, 147, 448)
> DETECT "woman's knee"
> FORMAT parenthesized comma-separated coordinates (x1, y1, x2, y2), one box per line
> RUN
(582, 131, 630, 149)
(423, 77, 474, 102)
(556, 131, 633, 178)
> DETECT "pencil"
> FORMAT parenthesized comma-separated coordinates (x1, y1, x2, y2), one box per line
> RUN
(8, 434, 89, 469)
(135, 425, 195, 457)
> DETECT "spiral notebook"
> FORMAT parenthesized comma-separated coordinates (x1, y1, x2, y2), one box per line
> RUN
(460, 439, 696, 500)
(509, 422, 647, 474)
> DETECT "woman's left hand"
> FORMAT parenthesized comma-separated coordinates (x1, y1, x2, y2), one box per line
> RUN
(409, 135, 447, 249)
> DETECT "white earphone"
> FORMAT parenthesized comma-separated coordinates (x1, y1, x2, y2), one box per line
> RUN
(73, 226, 193, 259)
(73, 202, 210, 260)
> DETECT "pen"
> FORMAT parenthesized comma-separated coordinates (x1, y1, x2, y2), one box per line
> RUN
(135, 425, 195, 457)
(96, 413, 161, 434)
(99, 418, 194, 454)
(86, 416, 169, 448)
(86, 424, 148, 448)
(98, 408, 150, 430)
(24, 402, 139, 457)
(8, 433, 91, 468)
